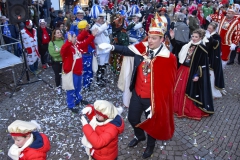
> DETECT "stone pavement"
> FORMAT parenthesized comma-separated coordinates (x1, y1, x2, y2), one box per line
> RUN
(0, 60, 239, 160)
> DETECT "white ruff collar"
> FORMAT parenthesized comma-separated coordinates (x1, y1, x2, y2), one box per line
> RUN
(179, 40, 202, 64)
(210, 31, 216, 36)
(8, 134, 34, 160)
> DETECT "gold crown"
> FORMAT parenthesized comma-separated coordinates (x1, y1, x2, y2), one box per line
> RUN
(148, 12, 167, 36)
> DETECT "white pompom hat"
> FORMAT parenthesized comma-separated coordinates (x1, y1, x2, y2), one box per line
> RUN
(94, 100, 119, 119)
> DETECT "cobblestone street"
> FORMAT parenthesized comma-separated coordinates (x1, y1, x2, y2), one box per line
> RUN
(0, 60, 239, 160)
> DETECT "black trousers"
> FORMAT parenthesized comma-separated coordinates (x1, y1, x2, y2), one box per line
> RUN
(38, 44, 49, 65)
(52, 61, 62, 87)
(128, 89, 156, 147)
(229, 47, 240, 63)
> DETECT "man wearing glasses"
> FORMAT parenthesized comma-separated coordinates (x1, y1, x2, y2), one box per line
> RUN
(70, 9, 85, 36)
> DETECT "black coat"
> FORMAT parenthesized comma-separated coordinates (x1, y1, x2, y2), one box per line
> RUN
(206, 33, 225, 89)
(185, 44, 214, 114)
(37, 27, 52, 46)
(170, 38, 188, 68)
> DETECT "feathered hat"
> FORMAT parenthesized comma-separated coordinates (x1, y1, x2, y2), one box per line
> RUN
(8, 120, 40, 136)
(89, 4, 106, 19)
(129, 4, 140, 17)
(25, 20, 33, 26)
(148, 12, 167, 36)
(73, 5, 85, 15)
(93, 100, 119, 119)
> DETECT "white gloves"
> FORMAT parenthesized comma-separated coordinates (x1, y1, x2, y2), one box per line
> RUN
(205, 30, 211, 39)
(82, 107, 92, 115)
(80, 116, 88, 126)
(98, 43, 113, 53)
(230, 44, 236, 51)
(106, 13, 111, 24)
(145, 106, 152, 119)
(206, 16, 212, 22)
(221, 89, 227, 95)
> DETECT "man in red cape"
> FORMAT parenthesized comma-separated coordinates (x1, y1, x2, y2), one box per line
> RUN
(98, 13, 177, 159)
(210, 6, 240, 65)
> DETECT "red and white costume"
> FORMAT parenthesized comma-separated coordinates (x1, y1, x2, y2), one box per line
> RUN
(21, 28, 40, 65)
(210, 11, 226, 23)
(218, 14, 240, 61)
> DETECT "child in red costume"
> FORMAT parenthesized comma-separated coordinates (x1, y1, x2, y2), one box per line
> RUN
(8, 120, 50, 160)
(80, 100, 124, 160)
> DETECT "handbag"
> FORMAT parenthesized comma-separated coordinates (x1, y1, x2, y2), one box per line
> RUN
(92, 54, 98, 73)
(62, 57, 76, 90)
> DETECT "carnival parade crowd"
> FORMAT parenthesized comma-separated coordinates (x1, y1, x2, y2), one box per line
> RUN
(1, 0, 240, 159)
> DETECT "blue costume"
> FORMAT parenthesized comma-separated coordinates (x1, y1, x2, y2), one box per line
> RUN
(69, 18, 85, 36)
(128, 22, 145, 44)
(82, 45, 94, 89)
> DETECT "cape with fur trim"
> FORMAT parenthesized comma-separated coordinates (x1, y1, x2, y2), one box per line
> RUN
(128, 42, 177, 140)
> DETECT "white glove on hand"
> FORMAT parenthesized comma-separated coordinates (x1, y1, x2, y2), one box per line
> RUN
(221, 89, 227, 95)
(206, 16, 212, 22)
(82, 107, 92, 115)
(205, 30, 211, 39)
(230, 44, 236, 51)
(145, 106, 152, 119)
(80, 116, 88, 126)
(98, 43, 113, 53)
(106, 13, 111, 24)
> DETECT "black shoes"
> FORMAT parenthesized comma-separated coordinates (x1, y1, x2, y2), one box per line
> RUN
(227, 61, 234, 65)
(75, 100, 89, 106)
(97, 82, 106, 87)
(80, 100, 89, 105)
(102, 78, 111, 83)
(142, 146, 155, 159)
(69, 108, 79, 113)
(128, 138, 146, 147)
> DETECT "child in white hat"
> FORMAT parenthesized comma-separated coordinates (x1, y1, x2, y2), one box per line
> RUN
(7, 120, 51, 160)
(81, 100, 124, 160)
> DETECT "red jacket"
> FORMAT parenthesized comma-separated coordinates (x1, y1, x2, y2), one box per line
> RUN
(83, 105, 125, 160)
(19, 132, 50, 160)
(61, 34, 94, 75)
(77, 30, 95, 53)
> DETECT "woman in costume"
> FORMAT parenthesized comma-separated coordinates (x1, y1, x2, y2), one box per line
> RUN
(77, 20, 96, 91)
(60, 29, 97, 113)
(170, 28, 214, 120)
(205, 22, 226, 98)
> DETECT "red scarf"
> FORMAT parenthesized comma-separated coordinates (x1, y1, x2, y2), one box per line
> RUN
(41, 27, 50, 44)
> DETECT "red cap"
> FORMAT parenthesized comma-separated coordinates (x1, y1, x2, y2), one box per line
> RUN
(25, 20, 33, 26)
(95, 110, 108, 119)
(10, 132, 31, 137)
(159, 7, 167, 12)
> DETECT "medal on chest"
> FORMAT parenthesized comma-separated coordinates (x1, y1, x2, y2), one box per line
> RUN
(142, 53, 152, 83)
(44, 34, 47, 39)
(222, 21, 230, 30)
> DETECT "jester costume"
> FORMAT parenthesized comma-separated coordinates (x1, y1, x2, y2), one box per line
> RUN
(110, 14, 129, 75)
